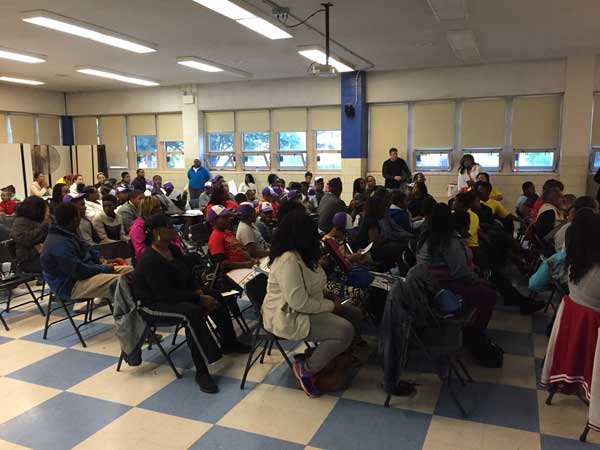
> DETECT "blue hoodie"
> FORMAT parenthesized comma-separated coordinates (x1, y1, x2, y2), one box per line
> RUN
(41, 224, 113, 299)
(389, 205, 412, 233)
(187, 165, 211, 190)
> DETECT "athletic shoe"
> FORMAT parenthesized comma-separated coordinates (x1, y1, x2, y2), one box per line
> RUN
(293, 359, 321, 398)
(221, 340, 252, 354)
(195, 372, 218, 394)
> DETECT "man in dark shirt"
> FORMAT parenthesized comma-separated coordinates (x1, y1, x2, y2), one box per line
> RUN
(382, 148, 411, 190)
(318, 177, 347, 233)
(131, 169, 147, 191)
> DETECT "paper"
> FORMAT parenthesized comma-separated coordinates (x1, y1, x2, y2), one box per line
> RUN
(359, 242, 373, 255)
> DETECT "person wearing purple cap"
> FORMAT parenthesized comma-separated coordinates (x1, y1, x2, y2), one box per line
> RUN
(256, 202, 274, 243)
(236, 202, 270, 259)
(258, 186, 280, 218)
(187, 158, 211, 208)
(164, 181, 188, 210)
(207, 205, 257, 270)
(198, 181, 213, 210)
(115, 186, 129, 206)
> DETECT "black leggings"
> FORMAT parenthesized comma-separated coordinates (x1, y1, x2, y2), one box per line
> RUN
(142, 290, 237, 373)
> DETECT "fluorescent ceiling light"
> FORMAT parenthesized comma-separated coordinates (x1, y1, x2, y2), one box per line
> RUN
(297, 47, 354, 72)
(191, 0, 291, 40)
(0, 46, 46, 63)
(237, 17, 291, 40)
(176, 57, 252, 77)
(76, 66, 159, 86)
(427, 0, 468, 21)
(191, 0, 254, 20)
(0, 76, 45, 85)
(22, 10, 156, 53)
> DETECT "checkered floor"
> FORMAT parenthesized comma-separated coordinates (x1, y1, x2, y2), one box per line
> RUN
(0, 290, 596, 450)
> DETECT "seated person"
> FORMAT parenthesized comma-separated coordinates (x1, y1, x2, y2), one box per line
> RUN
(10, 196, 49, 273)
(63, 193, 98, 244)
(407, 181, 432, 218)
(317, 178, 346, 234)
(83, 186, 103, 222)
(234, 193, 248, 205)
(261, 208, 363, 397)
(453, 191, 481, 251)
(198, 181, 213, 210)
(554, 196, 598, 251)
(532, 179, 564, 222)
(245, 188, 258, 207)
(416, 203, 500, 367)
(30, 172, 51, 198)
(205, 185, 238, 215)
(256, 202, 275, 244)
(152, 175, 181, 214)
(133, 214, 250, 393)
(300, 182, 317, 212)
(92, 194, 127, 243)
(475, 181, 519, 232)
(0, 189, 17, 216)
(207, 205, 257, 270)
(236, 202, 270, 259)
(322, 212, 365, 272)
(115, 186, 129, 207)
(535, 187, 565, 238)
(475, 172, 503, 201)
(564, 208, 600, 311)
(164, 181, 188, 210)
(41, 202, 132, 303)
(117, 189, 143, 235)
(389, 191, 412, 233)
(529, 250, 567, 294)
(516, 181, 539, 220)
(257, 187, 280, 218)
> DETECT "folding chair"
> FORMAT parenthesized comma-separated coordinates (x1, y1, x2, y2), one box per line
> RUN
(240, 273, 295, 389)
(94, 241, 132, 260)
(0, 240, 45, 331)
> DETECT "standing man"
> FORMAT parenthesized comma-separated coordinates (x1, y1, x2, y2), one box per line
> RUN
(382, 148, 411, 191)
(187, 158, 211, 209)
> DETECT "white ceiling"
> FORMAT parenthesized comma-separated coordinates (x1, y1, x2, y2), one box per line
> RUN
(0, 0, 599, 92)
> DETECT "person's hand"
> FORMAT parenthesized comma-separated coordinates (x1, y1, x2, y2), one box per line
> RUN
(332, 297, 345, 315)
(199, 295, 219, 313)
(34, 243, 43, 254)
(247, 259, 259, 268)
(102, 264, 115, 273)
(348, 252, 366, 264)
(394, 176, 402, 182)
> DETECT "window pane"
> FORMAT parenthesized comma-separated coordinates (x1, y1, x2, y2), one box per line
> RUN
(136, 153, 157, 168)
(316, 130, 341, 150)
(243, 153, 270, 168)
(594, 151, 600, 170)
(166, 153, 185, 169)
(208, 132, 234, 152)
(134, 135, 157, 152)
(279, 153, 306, 169)
(316, 152, 341, 170)
(415, 152, 450, 170)
(165, 140, 184, 152)
(243, 132, 270, 152)
(278, 131, 306, 151)
(471, 151, 501, 169)
(515, 151, 554, 170)
(207, 154, 235, 169)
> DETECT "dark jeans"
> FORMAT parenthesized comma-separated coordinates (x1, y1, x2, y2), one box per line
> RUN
(189, 188, 202, 209)
(20, 256, 42, 274)
(438, 279, 496, 343)
(143, 289, 237, 373)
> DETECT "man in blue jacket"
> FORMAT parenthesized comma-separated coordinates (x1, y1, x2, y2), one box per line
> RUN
(41, 202, 131, 302)
(187, 158, 211, 209)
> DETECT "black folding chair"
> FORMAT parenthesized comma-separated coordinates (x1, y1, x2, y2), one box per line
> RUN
(240, 273, 295, 389)
(0, 240, 45, 330)
(93, 241, 133, 260)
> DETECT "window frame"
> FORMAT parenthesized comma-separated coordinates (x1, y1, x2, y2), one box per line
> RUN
(315, 129, 342, 171)
(241, 131, 271, 170)
(277, 130, 307, 171)
(463, 147, 503, 172)
(512, 148, 559, 173)
(413, 148, 453, 172)
(206, 131, 236, 171)
(163, 140, 185, 169)
(133, 134, 158, 169)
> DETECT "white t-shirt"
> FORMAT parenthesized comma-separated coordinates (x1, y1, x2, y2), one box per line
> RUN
(238, 182, 257, 194)
(236, 221, 268, 251)
(457, 163, 481, 191)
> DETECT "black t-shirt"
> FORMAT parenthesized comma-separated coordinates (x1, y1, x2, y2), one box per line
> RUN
(476, 203, 495, 225)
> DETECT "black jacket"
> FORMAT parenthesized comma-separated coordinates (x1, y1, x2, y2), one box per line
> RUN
(382, 158, 411, 189)
(132, 176, 147, 191)
(9, 217, 48, 266)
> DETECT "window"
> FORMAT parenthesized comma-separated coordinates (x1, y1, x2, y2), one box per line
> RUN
(464, 149, 502, 172)
(278, 131, 307, 170)
(242, 131, 270, 169)
(207, 132, 235, 169)
(134, 135, 157, 169)
(315, 130, 341, 170)
(164, 140, 185, 169)
(591, 147, 600, 172)
(513, 149, 557, 172)
(414, 149, 452, 171)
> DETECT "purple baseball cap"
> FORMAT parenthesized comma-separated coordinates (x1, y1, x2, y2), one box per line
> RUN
(211, 175, 224, 183)
(204, 181, 213, 188)
(115, 186, 128, 194)
(63, 193, 85, 202)
(207, 205, 233, 222)
(237, 202, 256, 219)
(287, 190, 301, 201)
(259, 201, 273, 213)
(332, 212, 354, 230)
(262, 186, 275, 198)
(163, 181, 174, 189)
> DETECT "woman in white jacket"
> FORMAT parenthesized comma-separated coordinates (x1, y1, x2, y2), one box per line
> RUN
(457, 154, 480, 192)
(262, 207, 362, 397)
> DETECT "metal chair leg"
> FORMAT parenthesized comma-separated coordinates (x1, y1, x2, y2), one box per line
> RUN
(273, 338, 294, 369)
(5, 288, 12, 312)
(580, 424, 590, 442)
(240, 325, 261, 390)
(116, 352, 124, 372)
(61, 299, 87, 348)
(384, 393, 392, 408)
(43, 294, 54, 339)
(24, 282, 45, 316)
(546, 389, 556, 405)
(455, 356, 474, 382)
(0, 312, 8, 331)
(151, 333, 180, 378)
